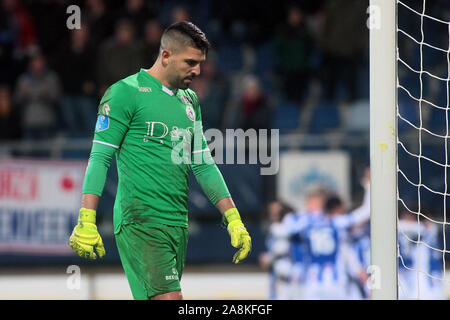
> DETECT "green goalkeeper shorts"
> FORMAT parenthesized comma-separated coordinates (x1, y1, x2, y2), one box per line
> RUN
(115, 222, 189, 300)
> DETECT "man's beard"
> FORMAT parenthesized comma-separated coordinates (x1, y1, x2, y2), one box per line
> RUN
(179, 82, 190, 89)
(182, 76, 194, 88)
(171, 75, 194, 90)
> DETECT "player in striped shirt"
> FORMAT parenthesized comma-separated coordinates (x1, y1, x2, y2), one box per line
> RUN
(282, 188, 328, 299)
(259, 201, 294, 299)
(287, 171, 370, 299)
(398, 210, 444, 299)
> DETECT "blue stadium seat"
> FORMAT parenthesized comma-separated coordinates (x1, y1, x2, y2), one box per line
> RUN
(158, 1, 193, 26)
(192, 0, 211, 31)
(257, 73, 275, 94)
(397, 98, 419, 133)
(272, 101, 301, 133)
(358, 69, 370, 99)
(254, 41, 277, 75)
(423, 45, 444, 70)
(62, 149, 90, 159)
(216, 44, 244, 75)
(397, 147, 419, 206)
(398, 72, 421, 98)
(308, 102, 341, 134)
(346, 99, 369, 133)
(427, 104, 447, 137)
(436, 81, 447, 103)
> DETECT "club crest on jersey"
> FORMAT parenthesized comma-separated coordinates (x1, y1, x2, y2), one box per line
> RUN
(185, 105, 195, 121)
(96, 114, 109, 132)
(101, 103, 110, 115)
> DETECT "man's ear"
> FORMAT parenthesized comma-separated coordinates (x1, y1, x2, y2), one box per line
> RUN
(161, 49, 172, 67)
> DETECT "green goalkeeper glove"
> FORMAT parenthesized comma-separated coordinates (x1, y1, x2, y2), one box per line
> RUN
(68, 208, 105, 260)
(223, 208, 252, 264)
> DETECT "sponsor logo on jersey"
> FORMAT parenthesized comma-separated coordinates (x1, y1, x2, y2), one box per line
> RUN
(143, 121, 194, 144)
(165, 267, 179, 280)
(186, 105, 195, 121)
(138, 86, 152, 92)
(96, 115, 109, 132)
(170, 126, 182, 140)
(145, 121, 169, 139)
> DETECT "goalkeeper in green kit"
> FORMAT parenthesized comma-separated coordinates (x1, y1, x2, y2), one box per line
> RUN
(68, 21, 252, 300)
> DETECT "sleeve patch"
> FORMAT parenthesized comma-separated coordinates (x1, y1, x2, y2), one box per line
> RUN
(95, 115, 110, 132)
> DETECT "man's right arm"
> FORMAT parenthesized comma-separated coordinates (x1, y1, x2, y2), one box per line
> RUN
(81, 141, 117, 199)
(81, 81, 134, 201)
(81, 193, 100, 211)
(69, 81, 134, 259)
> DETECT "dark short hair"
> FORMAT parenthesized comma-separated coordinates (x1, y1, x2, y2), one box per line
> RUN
(280, 202, 294, 217)
(162, 21, 210, 54)
(324, 195, 343, 214)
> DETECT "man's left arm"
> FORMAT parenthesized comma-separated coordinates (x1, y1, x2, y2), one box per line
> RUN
(190, 129, 252, 264)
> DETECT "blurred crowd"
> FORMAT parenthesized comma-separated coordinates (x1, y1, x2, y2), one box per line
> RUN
(0, 0, 372, 141)
(0, 0, 449, 140)
(259, 169, 445, 300)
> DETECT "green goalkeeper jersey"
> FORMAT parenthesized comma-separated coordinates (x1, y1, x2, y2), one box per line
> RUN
(83, 69, 230, 232)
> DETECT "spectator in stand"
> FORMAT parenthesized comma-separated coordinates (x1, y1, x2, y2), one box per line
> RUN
(0, 0, 37, 84)
(117, 0, 157, 38)
(28, 0, 67, 66)
(14, 51, 61, 140)
(1, 0, 37, 55)
(239, 74, 270, 130)
(259, 200, 295, 299)
(96, 18, 144, 95)
(142, 19, 164, 68)
(0, 85, 21, 140)
(84, 0, 115, 47)
(57, 25, 97, 138)
(273, 4, 315, 105)
(0, 4, 16, 85)
(190, 59, 229, 130)
(316, 0, 368, 103)
(171, 6, 192, 24)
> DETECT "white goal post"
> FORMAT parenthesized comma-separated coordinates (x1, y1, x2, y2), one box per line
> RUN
(369, 0, 399, 300)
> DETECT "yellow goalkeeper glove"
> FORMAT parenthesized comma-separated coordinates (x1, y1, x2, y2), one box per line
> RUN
(223, 208, 252, 264)
(68, 208, 105, 260)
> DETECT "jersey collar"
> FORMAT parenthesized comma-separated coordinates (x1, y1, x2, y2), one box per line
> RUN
(140, 69, 178, 96)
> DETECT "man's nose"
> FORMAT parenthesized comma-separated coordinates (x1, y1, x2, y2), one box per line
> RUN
(192, 65, 201, 76)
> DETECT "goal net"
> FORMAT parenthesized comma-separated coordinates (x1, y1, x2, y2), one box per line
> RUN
(396, 0, 449, 299)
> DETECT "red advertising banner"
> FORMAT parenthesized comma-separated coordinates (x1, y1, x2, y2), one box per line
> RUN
(0, 159, 86, 255)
